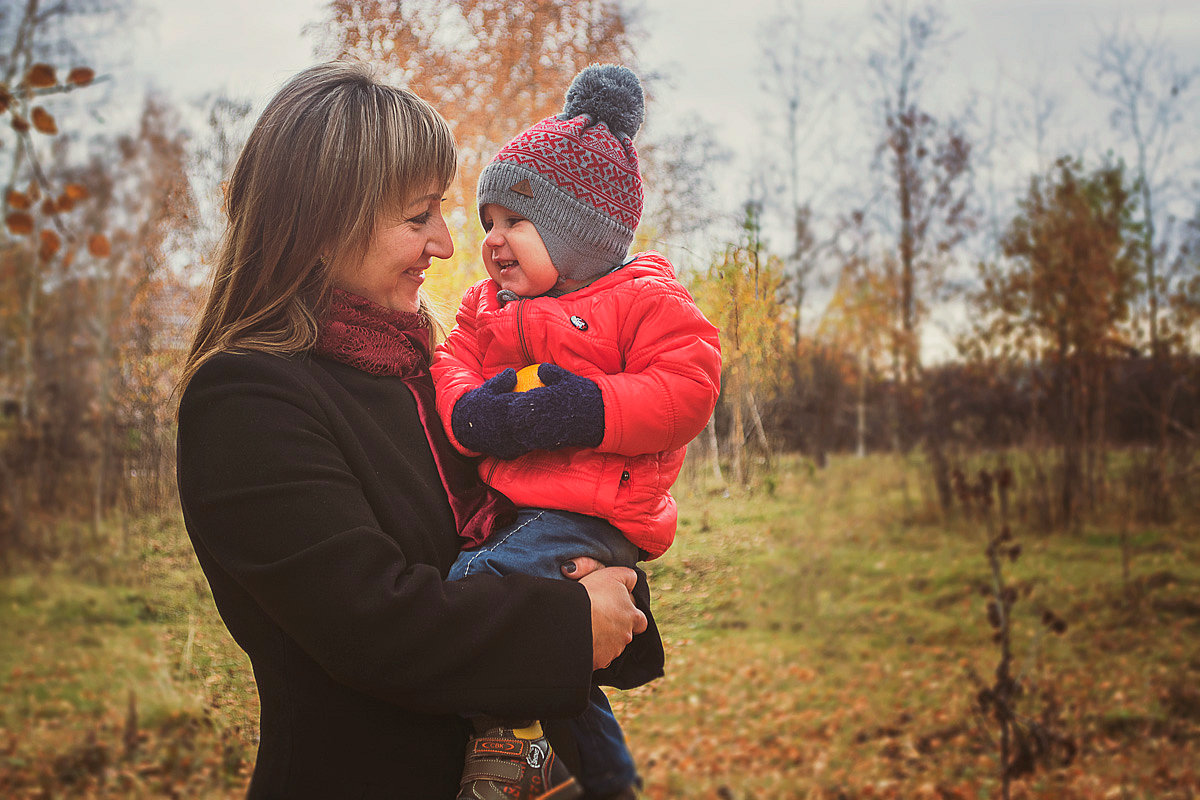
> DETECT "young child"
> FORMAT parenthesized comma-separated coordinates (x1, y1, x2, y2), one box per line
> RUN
(432, 64, 722, 800)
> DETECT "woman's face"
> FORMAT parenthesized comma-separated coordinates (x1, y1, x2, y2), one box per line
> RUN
(332, 185, 453, 313)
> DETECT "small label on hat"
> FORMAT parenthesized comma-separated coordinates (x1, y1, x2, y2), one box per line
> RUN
(509, 179, 534, 198)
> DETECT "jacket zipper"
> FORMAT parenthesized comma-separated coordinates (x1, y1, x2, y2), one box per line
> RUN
(515, 299, 535, 365)
(485, 299, 533, 489)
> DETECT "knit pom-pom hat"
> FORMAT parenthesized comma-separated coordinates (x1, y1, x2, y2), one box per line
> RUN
(477, 64, 645, 283)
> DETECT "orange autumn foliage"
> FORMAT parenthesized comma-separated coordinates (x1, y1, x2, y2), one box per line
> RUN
(24, 62, 56, 88)
(320, 0, 639, 315)
(38, 228, 61, 260)
(6, 189, 32, 209)
(5, 211, 34, 235)
(31, 106, 57, 134)
(88, 233, 112, 257)
(67, 66, 95, 86)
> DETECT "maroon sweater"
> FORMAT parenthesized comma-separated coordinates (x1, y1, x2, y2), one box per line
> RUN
(178, 350, 661, 798)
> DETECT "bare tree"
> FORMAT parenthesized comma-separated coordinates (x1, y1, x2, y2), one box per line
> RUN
(636, 112, 730, 261)
(1086, 16, 1199, 359)
(0, 0, 128, 554)
(757, 1, 847, 349)
(1085, 16, 1199, 516)
(863, 0, 973, 509)
(972, 61, 1063, 264)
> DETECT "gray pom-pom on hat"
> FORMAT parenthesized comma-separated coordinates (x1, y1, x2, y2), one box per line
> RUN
(562, 64, 645, 140)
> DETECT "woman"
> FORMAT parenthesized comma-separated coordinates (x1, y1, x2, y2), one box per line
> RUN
(175, 62, 656, 800)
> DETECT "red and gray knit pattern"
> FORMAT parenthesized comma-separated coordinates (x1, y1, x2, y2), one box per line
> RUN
(477, 64, 645, 283)
(491, 115, 642, 230)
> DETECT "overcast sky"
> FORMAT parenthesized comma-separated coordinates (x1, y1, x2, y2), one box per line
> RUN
(124, 0, 1200, 219)
(118, 0, 1200, 357)
(125, 1, 1200, 144)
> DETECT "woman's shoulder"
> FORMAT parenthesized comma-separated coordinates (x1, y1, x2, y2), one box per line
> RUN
(189, 348, 307, 384)
(181, 350, 317, 414)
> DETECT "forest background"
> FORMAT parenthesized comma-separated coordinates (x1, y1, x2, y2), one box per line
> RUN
(1, 0, 1198, 797)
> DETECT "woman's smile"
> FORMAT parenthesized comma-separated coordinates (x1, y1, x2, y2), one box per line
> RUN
(331, 184, 451, 312)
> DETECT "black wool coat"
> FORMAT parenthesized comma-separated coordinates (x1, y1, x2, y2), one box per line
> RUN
(177, 351, 660, 799)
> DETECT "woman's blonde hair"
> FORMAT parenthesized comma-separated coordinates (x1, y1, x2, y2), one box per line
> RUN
(178, 61, 456, 395)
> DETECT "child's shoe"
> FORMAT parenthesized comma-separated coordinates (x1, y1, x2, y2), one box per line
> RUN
(584, 782, 641, 799)
(458, 719, 582, 800)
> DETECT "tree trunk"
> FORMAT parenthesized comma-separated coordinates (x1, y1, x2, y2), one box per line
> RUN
(1151, 370, 1177, 522)
(746, 390, 772, 469)
(889, 348, 903, 453)
(925, 408, 953, 515)
(18, 252, 38, 426)
(728, 365, 745, 486)
(1060, 361, 1083, 530)
(856, 347, 869, 458)
(0, 454, 25, 560)
(703, 414, 723, 486)
(92, 267, 115, 538)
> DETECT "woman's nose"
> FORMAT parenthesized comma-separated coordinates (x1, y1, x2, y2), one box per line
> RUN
(428, 214, 454, 259)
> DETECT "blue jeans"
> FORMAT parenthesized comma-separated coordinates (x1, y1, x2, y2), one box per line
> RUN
(448, 509, 640, 795)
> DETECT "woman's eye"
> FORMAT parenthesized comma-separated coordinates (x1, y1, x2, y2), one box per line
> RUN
(408, 213, 431, 225)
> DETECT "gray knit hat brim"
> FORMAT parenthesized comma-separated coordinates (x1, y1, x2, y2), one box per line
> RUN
(477, 160, 633, 283)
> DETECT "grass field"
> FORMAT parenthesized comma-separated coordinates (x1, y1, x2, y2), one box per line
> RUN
(1, 453, 1198, 798)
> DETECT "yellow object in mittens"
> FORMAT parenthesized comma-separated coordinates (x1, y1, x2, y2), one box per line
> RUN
(513, 364, 545, 393)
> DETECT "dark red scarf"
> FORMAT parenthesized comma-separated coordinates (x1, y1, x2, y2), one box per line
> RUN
(314, 288, 514, 547)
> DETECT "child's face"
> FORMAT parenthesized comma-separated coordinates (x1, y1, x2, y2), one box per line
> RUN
(480, 204, 560, 297)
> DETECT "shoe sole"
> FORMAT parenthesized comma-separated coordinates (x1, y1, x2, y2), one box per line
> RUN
(538, 778, 583, 799)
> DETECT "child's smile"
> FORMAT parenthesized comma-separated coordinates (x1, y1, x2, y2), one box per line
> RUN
(480, 203, 561, 297)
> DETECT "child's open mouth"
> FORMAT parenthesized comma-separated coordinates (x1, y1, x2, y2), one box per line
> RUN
(497, 260, 518, 271)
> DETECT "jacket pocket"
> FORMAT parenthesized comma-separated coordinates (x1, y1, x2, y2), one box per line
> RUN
(616, 455, 659, 507)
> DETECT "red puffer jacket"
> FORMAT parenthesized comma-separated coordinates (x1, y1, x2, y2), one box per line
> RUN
(432, 252, 721, 558)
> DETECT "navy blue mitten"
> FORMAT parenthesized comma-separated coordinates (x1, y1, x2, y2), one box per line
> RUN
(450, 369, 528, 460)
(509, 364, 605, 451)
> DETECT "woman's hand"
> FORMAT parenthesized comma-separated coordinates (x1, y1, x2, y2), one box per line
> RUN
(563, 558, 647, 670)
